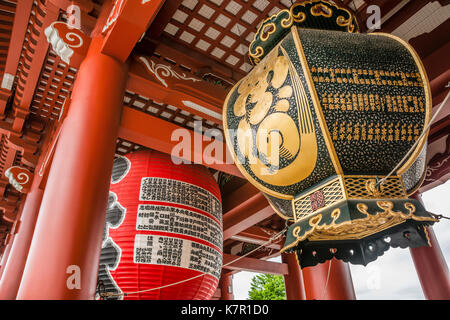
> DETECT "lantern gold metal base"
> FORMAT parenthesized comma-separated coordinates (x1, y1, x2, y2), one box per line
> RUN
(282, 198, 437, 268)
(281, 175, 437, 268)
(291, 219, 434, 268)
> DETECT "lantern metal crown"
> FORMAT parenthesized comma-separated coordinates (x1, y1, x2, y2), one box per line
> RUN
(248, 0, 359, 65)
(222, 0, 437, 268)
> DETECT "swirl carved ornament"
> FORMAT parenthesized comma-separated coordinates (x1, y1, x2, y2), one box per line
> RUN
(138, 56, 201, 88)
(44, 22, 90, 66)
(5, 166, 34, 193)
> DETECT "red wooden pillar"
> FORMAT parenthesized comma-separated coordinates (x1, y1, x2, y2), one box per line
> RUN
(410, 226, 450, 299)
(409, 194, 450, 299)
(302, 258, 356, 300)
(282, 252, 306, 300)
(0, 236, 14, 280)
(219, 272, 234, 300)
(0, 179, 44, 299)
(16, 37, 128, 300)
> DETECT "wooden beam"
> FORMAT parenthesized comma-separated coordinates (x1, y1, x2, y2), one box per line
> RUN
(421, 135, 450, 192)
(380, 0, 430, 34)
(410, 19, 450, 60)
(222, 182, 278, 241)
(222, 181, 259, 213)
(423, 42, 450, 81)
(100, 0, 165, 62)
(430, 70, 450, 99)
(11, 3, 59, 131)
(222, 253, 288, 275)
(2, 0, 33, 82)
(118, 106, 242, 177)
(127, 56, 227, 125)
(222, 190, 274, 240)
(429, 115, 450, 144)
(230, 226, 283, 250)
(150, 35, 243, 82)
(146, 0, 183, 39)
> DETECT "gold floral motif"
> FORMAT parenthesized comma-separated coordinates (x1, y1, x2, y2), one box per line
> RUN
(249, 0, 359, 65)
(309, 213, 323, 226)
(282, 201, 437, 251)
(260, 23, 277, 42)
(281, 9, 306, 29)
(293, 226, 301, 238)
(336, 15, 355, 33)
(365, 178, 384, 197)
(310, 3, 332, 18)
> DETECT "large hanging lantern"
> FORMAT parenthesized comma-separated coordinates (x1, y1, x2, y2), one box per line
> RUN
(223, 0, 437, 268)
(97, 150, 223, 299)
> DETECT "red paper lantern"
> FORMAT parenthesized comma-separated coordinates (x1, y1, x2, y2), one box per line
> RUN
(98, 150, 223, 300)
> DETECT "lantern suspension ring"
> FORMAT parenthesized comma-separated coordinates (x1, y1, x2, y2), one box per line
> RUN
(376, 89, 450, 189)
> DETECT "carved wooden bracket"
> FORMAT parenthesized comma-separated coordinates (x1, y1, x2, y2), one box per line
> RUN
(5, 166, 34, 193)
(102, 0, 126, 35)
(424, 135, 450, 187)
(44, 21, 91, 68)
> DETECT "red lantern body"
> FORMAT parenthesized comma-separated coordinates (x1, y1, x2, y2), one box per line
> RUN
(98, 150, 223, 300)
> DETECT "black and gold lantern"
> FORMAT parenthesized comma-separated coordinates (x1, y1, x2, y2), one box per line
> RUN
(222, 0, 437, 268)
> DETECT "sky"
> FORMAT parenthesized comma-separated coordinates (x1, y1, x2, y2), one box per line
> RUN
(232, 180, 450, 300)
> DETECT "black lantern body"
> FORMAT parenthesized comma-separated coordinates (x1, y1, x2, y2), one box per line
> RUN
(222, 0, 436, 268)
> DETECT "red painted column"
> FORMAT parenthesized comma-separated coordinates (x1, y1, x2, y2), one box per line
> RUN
(0, 236, 14, 280)
(0, 179, 44, 299)
(409, 193, 450, 299)
(16, 37, 128, 300)
(302, 258, 356, 300)
(410, 226, 450, 299)
(219, 272, 234, 300)
(282, 252, 306, 300)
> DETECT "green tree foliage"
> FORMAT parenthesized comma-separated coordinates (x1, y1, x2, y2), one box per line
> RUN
(248, 274, 286, 300)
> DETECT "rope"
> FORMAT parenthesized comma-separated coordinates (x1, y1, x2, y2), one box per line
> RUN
(430, 213, 450, 221)
(99, 227, 288, 299)
(320, 259, 333, 300)
(376, 89, 450, 189)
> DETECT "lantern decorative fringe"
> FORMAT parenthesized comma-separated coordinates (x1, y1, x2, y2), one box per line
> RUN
(97, 150, 223, 299)
(222, 0, 437, 268)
